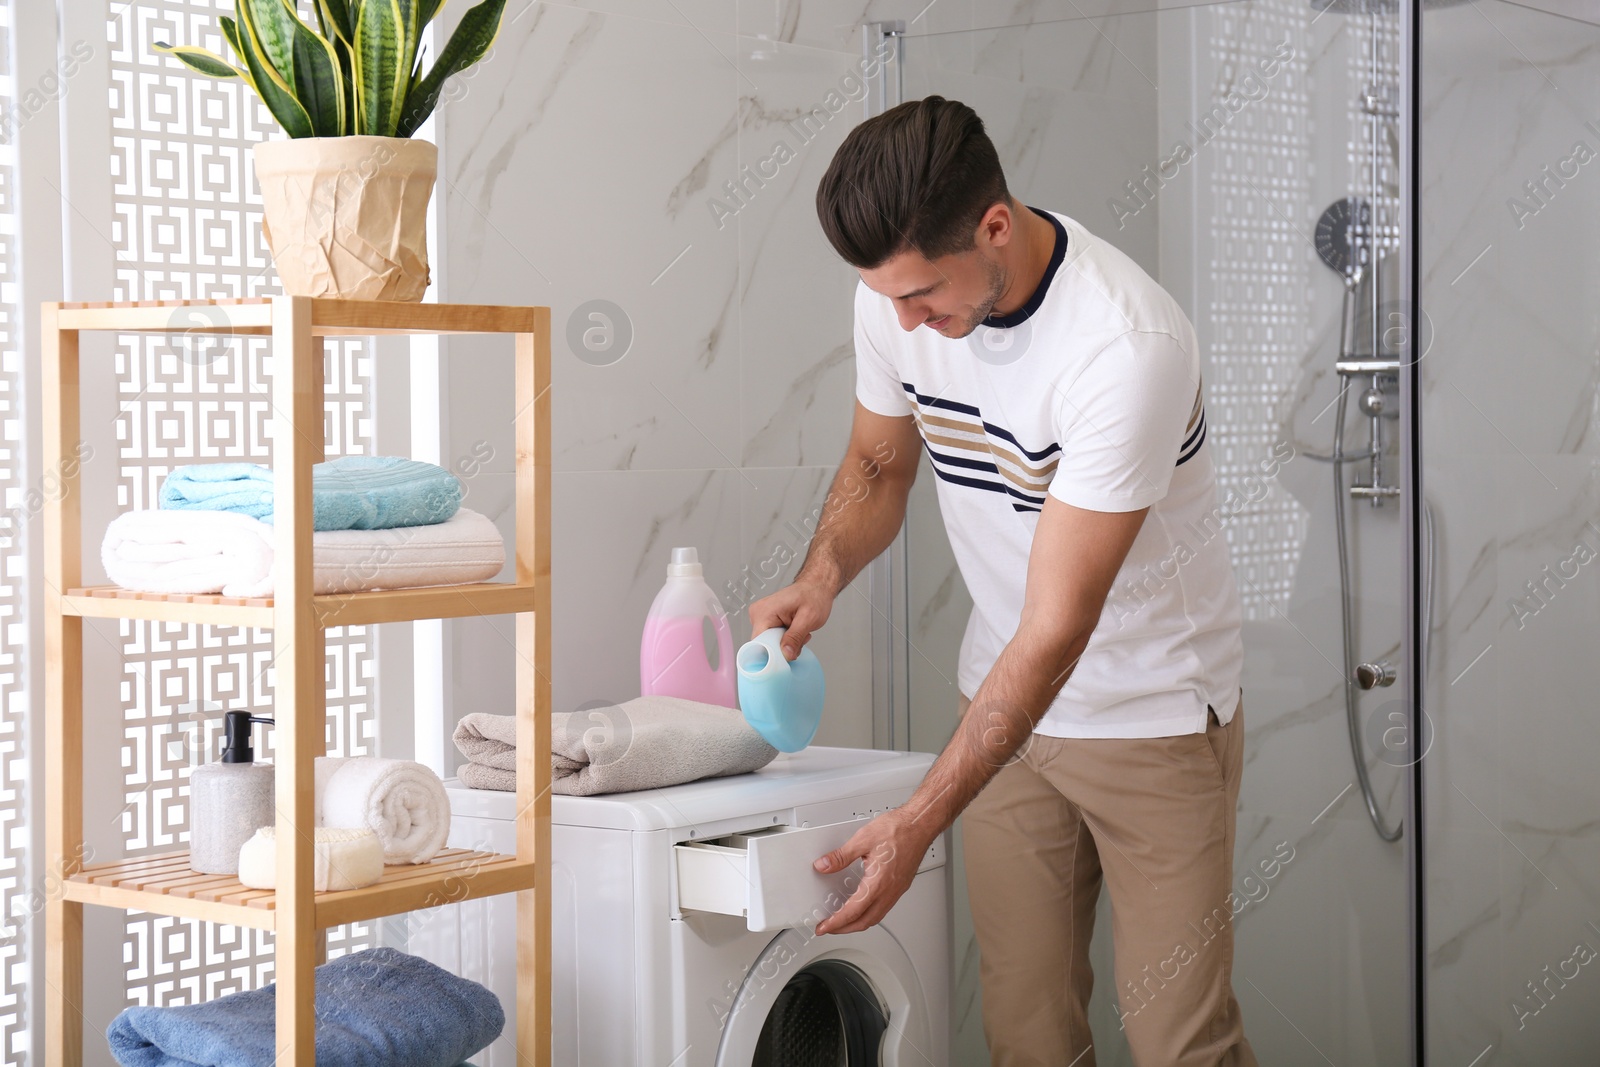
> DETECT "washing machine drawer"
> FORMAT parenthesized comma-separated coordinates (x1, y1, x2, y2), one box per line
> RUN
(675, 819, 943, 933)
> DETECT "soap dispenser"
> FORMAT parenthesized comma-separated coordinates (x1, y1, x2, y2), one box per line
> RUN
(189, 711, 276, 875)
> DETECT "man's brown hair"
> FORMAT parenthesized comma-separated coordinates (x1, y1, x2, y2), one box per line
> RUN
(816, 95, 1010, 270)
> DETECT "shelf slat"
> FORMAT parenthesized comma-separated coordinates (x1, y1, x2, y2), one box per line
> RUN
(51, 298, 536, 336)
(61, 581, 537, 627)
(57, 301, 274, 334)
(312, 582, 538, 626)
(63, 848, 536, 930)
(308, 299, 536, 336)
(62, 587, 274, 627)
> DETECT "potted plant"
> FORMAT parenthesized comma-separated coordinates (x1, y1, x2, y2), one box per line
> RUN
(156, 0, 506, 301)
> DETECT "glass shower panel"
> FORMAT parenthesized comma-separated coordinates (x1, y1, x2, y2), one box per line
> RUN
(895, 1, 1414, 1062)
(1418, 1, 1600, 1062)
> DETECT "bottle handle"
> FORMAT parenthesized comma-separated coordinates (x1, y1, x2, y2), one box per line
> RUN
(711, 611, 736, 682)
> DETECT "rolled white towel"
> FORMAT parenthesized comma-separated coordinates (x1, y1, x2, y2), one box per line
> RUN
(102, 509, 275, 598)
(237, 825, 384, 891)
(315, 756, 450, 865)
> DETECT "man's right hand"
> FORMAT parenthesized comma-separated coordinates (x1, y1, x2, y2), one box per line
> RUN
(748, 578, 835, 662)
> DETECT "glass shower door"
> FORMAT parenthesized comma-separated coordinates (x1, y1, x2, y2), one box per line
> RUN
(1418, 1, 1600, 1062)
(887, 1, 1417, 1062)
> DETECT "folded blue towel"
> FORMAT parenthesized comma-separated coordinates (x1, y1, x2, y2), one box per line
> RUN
(159, 455, 462, 531)
(106, 946, 503, 1067)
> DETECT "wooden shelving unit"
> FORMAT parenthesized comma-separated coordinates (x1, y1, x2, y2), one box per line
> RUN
(41, 297, 552, 1066)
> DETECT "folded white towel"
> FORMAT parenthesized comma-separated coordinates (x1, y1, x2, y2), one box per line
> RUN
(102, 510, 276, 597)
(310, 507, 506, 593)
(101, 507, 506, 597)
(236, 825, 384, 891)
(315, 756, 450, 864)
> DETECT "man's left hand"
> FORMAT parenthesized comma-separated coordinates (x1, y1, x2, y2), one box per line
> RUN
(812, 809, 938, 935)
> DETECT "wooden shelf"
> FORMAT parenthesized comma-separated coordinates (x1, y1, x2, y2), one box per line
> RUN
(54, 297, 536, 336)
(42, 296, 554, 1065)
(62, 581, 538, 628)
(63, 848, 537, 931)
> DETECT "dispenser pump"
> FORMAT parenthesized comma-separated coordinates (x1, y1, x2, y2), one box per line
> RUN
(220, 711, 275, 764)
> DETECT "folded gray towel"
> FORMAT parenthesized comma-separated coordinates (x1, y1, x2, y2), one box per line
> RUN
(451, 697, 779, 796)
(458, 760, 515, 791)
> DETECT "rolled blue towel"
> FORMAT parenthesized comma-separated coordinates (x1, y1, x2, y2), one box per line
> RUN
(106, 946, 503, 1067)
(160, 455, 462, 531)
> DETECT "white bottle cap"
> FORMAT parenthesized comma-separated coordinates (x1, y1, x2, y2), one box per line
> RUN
(667, 546, 702, 578)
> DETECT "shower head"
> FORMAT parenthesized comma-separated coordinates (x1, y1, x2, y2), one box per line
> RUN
(1315, 197, 1372, 282)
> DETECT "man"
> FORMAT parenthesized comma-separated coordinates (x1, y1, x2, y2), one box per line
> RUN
(747, 96, 1255, 1066)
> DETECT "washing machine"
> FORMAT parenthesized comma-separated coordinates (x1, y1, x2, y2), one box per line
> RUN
(411, 746, 950, 1066)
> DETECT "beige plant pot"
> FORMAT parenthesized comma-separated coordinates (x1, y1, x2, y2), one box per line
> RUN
(253, 136, 437, 302)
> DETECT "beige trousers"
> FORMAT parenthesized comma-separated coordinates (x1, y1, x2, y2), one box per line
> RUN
(959, 692, 1258, 1067)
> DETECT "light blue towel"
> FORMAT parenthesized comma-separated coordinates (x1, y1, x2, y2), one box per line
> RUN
(159, 455, 462, 531)
(106, 946, 503, 1067)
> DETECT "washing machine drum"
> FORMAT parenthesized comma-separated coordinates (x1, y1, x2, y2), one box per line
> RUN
(752, 959, 885, 1064)
(717, 926, 933, 1067)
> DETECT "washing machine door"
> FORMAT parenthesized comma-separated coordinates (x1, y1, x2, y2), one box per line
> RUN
(715, 925, 931, 1067)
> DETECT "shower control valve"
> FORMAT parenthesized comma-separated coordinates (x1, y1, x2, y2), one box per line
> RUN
(1355, 661, 1396, 690)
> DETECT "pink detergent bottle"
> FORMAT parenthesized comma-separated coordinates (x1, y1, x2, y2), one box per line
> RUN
(640, 547, 737, 708)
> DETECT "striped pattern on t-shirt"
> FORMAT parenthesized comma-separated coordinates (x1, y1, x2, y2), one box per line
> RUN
(902, 378, 1207, 514)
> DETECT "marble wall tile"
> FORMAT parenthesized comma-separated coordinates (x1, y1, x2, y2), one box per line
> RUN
(1424, 826, 1507, 1065)
(733, 37, 873, 469)
(1487, 456, 1600, 833)
(440, 3, 743, 474)
(1225, 815, 1410, 1066)
(1416, 459, 1504, 829)
(736, 0, 973, 62)
(549, 467, 744, 716)
(1488, 828, 1600, 1065)
(733, 463, 877, 748)
(968, 8, 1159, 106)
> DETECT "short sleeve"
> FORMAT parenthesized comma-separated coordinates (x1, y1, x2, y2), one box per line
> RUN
(1047, 330, 1201, 513)
(853, 280, 913, 417)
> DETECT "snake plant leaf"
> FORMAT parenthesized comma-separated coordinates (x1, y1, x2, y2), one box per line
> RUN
(418, 0, 446, 29)
(317, 0, 356, 44)
(236, 0, 317, 137)
(219, 15, 248, 63)
(152, 43, 242, 79)
(238, 0, 300, 85)
(394, 0, 423, 126)
(217, 16, 268, 98)
(332, 36, 357, 134)
(395, 0, 505, 137)
(278, 0, 345, 135)
(353, 0, 405, 136)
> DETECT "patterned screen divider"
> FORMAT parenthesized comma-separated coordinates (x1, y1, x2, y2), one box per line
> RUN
(107, 0, 376, 1007)
(0, 0, 25, 1056)
(1202, 0, 1313, 620)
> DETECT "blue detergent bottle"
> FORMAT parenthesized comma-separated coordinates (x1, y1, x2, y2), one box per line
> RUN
(735, 627, 825, 752)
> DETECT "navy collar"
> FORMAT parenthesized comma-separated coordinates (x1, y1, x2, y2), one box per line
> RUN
(984, 206, 1067, 329)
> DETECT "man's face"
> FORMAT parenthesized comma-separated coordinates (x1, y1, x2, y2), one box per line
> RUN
(858, 222, 1009, 340)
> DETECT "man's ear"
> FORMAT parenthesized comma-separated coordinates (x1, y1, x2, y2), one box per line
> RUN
(978, 200, 1015, 251)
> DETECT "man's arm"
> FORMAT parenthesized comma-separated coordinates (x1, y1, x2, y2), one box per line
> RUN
(749, 401, 922, 660)
(813, 493, 1149, 934)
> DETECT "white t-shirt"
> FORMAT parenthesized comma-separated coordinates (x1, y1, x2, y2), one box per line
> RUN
(853, 207, 1243, 738)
